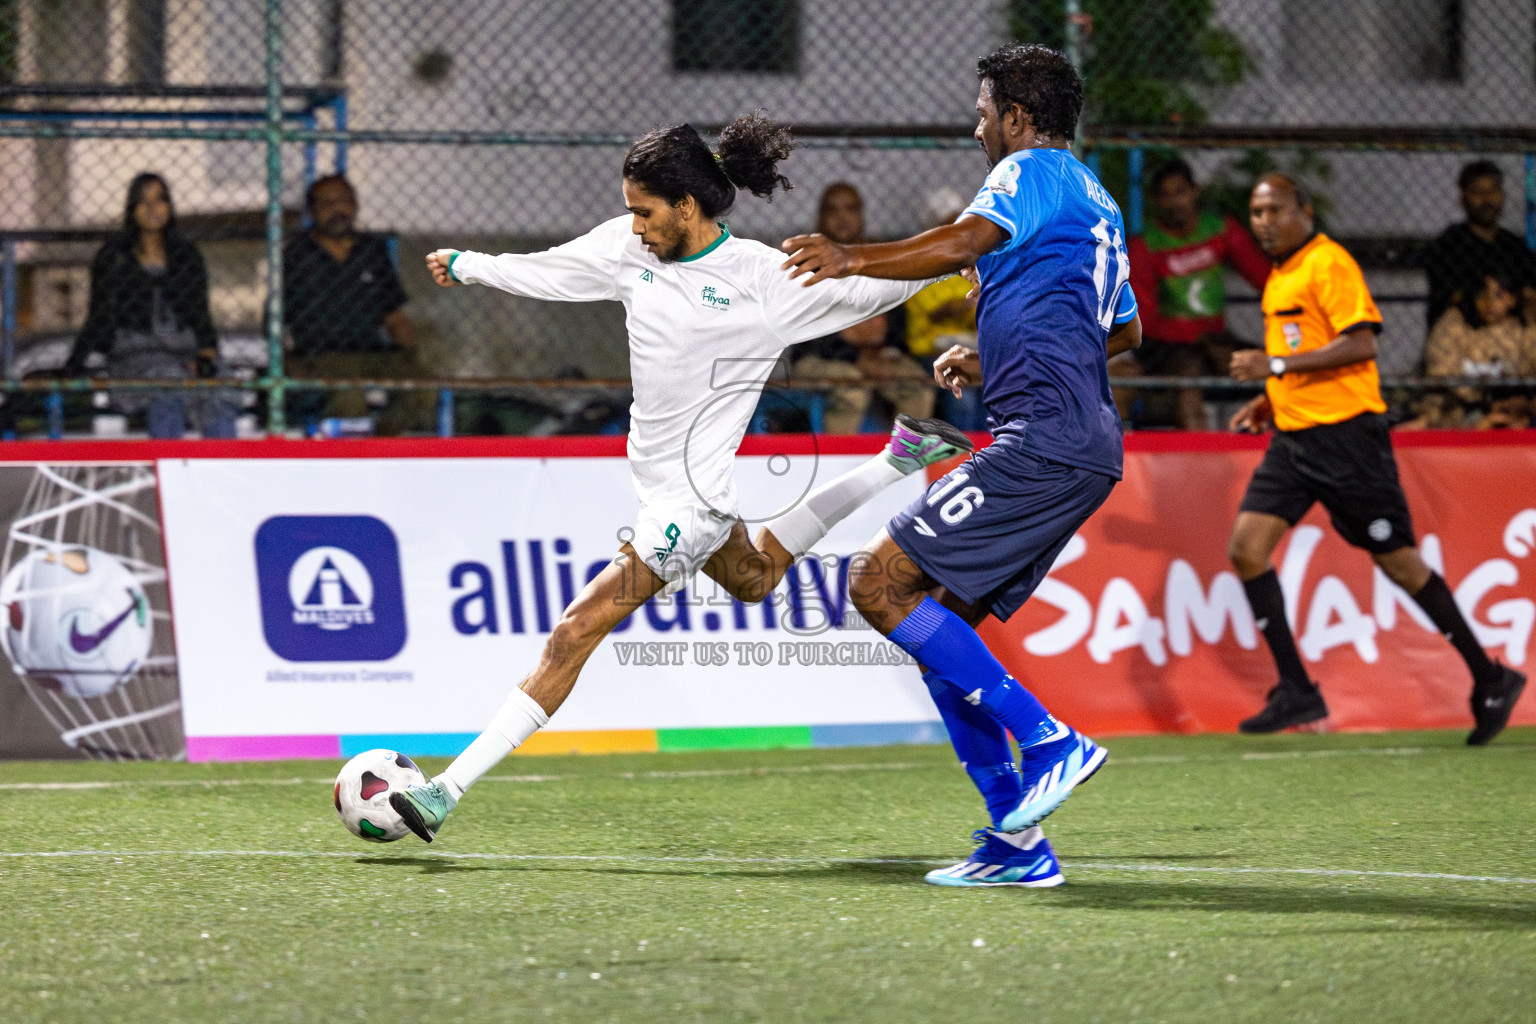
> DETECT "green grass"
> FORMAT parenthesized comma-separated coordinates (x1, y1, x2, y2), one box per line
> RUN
(2, 728, 1535, 1023)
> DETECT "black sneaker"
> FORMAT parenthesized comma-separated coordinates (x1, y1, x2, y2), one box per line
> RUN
(1467, 664, 1527, 746)
(1239, 684, 1329, 734)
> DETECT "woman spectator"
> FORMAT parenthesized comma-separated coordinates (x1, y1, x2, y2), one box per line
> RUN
(66, 172, 235, 438)
(1404, 270, 1535, 429)
(787, 183, 934, 433)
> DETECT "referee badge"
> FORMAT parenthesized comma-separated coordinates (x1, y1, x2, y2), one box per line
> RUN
(1281, 322, 1302, 351)
(1368, 518, 1393, 543)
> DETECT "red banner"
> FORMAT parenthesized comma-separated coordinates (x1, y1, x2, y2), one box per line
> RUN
(975, 433, 1536, 735)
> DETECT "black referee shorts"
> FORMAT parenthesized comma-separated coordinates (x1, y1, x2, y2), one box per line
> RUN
(1239, 412, 1416, 554)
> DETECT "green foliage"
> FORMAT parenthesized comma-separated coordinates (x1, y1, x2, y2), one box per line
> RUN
(1009, 0, 1251, 126)
(1009, 0, 1254, 207)
(1204, 148, 1335, 232)
(0, 0, 18, 86)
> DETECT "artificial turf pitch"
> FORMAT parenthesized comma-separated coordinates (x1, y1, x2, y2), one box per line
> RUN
(2, 728, 1533, 1023)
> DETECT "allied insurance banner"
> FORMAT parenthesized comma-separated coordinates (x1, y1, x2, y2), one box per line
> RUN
(149, 434, 1536, 761)
(157, 441, 938, 761)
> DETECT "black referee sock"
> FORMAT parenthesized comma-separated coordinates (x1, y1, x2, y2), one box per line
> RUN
(1411, 571, 1499, 683)
(1242, 569, 1313, 692)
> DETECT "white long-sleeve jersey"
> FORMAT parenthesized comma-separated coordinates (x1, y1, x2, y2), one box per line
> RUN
(451, 216, 933, 513)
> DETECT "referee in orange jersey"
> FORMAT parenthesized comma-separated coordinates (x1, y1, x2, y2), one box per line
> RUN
(1225, 173, 1525, 743)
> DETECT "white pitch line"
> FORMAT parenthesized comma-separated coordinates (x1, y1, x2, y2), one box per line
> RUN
(606, 761, 930, 781)
(0, 849, 1533, 887)
(1074, 863, 1536, 885)
(0, 778, 321, 791)
(0, 745, 1472, 793)
(0, 764, 926, 791)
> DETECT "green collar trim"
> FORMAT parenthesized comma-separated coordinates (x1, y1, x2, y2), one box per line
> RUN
(678, 223, 730, 262)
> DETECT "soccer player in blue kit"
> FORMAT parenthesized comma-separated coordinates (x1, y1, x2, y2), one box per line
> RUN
(781, 44, 1141, 886)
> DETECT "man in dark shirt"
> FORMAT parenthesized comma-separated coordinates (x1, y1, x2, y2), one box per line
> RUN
(282, 174, 417, 431)
(1422, 161, 1536, 331)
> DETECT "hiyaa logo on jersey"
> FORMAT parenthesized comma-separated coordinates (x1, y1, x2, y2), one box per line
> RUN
(985, 159, 1020, 197)
(700, 284, 732, 310)
(255, 515, 407, 662)
(653, 522, 682, 567)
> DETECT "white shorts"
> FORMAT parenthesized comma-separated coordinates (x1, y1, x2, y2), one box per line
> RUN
(630, 501, 738, 596)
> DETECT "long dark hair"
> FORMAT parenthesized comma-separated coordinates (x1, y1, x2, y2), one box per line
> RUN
(622, 113, 796, 219)
(1458, 268, 1522, 329)
(121, 172, 178, 249)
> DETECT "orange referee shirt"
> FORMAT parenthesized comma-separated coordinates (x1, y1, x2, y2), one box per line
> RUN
(1262, 233, 1385, 432)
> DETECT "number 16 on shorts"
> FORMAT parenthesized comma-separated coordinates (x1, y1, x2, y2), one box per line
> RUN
(911, 471, 986, 536)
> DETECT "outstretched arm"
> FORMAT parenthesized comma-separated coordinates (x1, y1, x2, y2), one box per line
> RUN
(424, 218, 625, 303)
(780, 215, 1006, 286)
(761, 263, 937, 345)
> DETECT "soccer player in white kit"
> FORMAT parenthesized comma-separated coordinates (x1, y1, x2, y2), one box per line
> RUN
(391, 114, 973, 841)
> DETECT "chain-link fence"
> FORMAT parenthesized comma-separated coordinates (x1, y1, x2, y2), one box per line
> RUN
(0, 0, 1532, 437)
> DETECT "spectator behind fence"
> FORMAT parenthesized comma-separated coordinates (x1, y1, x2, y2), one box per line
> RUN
(788, 183, 934, 433)
(1422, 161, 1536, 331)
(1401, 270, 1535, 430)
(282, 174, 417, 433)
(905, 188, 983, 430)
(1112, 159, 1271, 430)
(66, 172, 235, 439)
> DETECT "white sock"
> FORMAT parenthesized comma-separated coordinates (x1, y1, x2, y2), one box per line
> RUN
(437, 688, 549, 799)
(765, 453, 906, 557)
(995, 826, 1044, 849)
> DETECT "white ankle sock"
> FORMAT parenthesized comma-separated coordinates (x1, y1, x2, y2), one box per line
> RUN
(438, 688, 549, 798)
(995, 826, 1044, 849)
(766, 454, 906, 557)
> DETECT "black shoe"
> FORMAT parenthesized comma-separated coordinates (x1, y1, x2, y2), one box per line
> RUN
(1239, 683, 1329, 734)
(1467, 664, 1527, 746)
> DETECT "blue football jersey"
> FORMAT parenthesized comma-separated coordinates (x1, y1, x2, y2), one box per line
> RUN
(963, 147, 1136, 479)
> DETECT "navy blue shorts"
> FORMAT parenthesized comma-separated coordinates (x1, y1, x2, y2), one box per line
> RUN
(887, 430, 1117, 622)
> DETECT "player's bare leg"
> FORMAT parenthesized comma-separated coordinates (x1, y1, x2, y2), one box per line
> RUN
(1373, 546, 1526, 745)
(391, 544, 666, 841)
(700, 414, 977, 603)
(762, 414, 974, 560)
(518, 543, 667, 715)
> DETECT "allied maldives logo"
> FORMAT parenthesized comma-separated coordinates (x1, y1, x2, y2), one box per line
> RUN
(254, 516, 407, 662)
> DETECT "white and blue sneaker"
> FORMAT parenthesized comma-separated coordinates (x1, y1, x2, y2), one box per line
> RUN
(925, 827, 1064, 888)
(998, 726, 1107, 833)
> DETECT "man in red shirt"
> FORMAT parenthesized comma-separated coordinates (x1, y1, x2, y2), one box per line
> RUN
(1112, 159, 1271, 429)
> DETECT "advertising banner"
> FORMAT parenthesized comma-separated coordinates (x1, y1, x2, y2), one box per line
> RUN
(8, 432, 1529, 762)
(982, 438, 1536, 736)
(0, 461, 183, 761)
(157, 447, 937, 761)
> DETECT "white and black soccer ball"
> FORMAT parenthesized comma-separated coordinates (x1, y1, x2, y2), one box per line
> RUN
(334, 748, 428, 842)
(0, 546, 153, 700)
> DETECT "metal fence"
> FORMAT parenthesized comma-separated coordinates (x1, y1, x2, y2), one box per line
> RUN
(0, 0, 1532, 437)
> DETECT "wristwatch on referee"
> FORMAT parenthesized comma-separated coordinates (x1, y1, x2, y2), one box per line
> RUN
(1269, 356, 1287, 377)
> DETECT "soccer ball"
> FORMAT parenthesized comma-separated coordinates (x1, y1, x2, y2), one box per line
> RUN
(334, 748, 428, 842)
(0, 546, 153, 700)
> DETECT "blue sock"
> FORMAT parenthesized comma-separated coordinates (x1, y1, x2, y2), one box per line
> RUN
(891, 597, 1060, 748)
(923, 670, 1022, 827)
